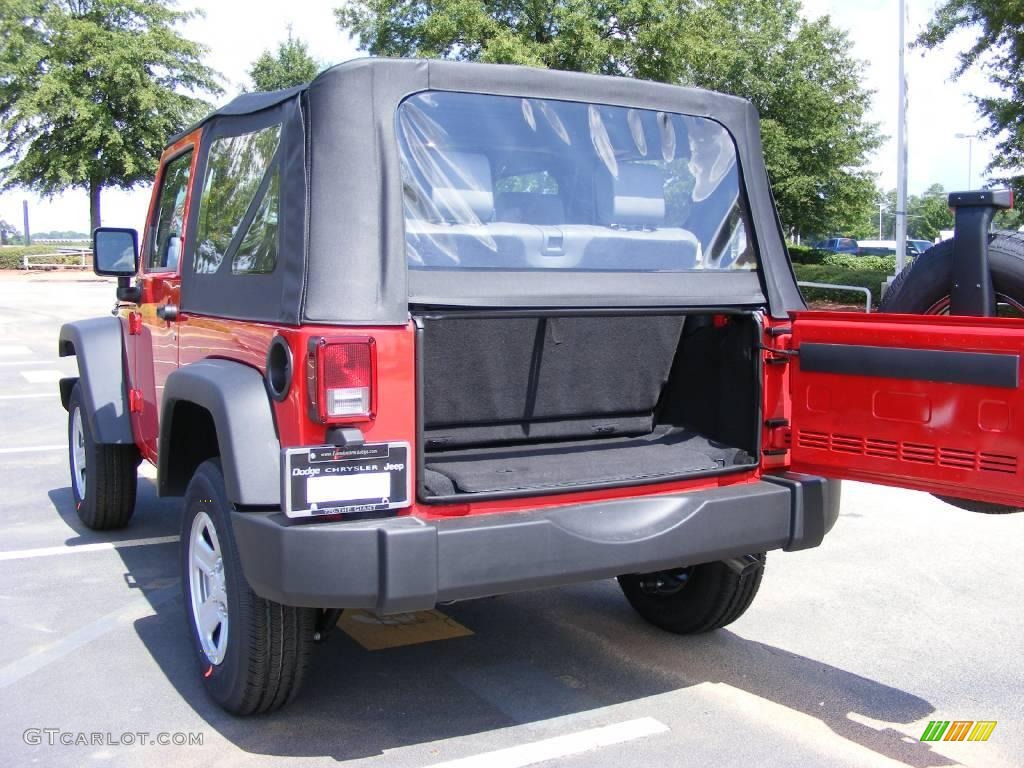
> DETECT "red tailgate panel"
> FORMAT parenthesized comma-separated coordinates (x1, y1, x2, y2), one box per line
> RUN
(789, 312, 1024, 507)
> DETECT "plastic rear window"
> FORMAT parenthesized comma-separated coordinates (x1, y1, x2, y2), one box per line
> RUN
(396, 91, 755, 273)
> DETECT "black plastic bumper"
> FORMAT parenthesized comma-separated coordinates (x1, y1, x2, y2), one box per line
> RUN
(231, 473, 840, 613)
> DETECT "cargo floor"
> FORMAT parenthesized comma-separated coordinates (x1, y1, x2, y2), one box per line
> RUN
(422, 426, 753, 496)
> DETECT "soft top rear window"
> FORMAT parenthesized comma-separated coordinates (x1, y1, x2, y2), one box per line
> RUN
(396, 91, 755, 273)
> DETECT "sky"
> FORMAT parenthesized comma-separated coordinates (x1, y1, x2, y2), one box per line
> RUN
(0, 0, 1004, 234)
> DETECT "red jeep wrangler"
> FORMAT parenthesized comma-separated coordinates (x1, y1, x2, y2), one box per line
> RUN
(59, 59, 1024, 714)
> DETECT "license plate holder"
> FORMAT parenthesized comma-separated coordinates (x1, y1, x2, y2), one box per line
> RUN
(282, 442, 410, 519)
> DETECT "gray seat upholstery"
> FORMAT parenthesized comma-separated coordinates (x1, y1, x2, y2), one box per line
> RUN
(495, 192, 566, 225)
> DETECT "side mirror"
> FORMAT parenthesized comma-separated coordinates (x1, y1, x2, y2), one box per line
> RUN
(93, 227, 139, 277)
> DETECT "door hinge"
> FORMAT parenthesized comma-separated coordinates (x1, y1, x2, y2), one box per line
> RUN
(128, 312, 142, 335)
(129, 389, 144, 414)
(764, 419, 791, 455)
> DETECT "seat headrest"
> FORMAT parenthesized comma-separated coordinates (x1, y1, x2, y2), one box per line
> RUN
(429, 151, 494, 223)
(597, 163, 666, 228)
(495, 192, 566, 225)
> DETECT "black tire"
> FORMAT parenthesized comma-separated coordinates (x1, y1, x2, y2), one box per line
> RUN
(880, 231, 1024, 515)
(617, 554, 766, 634)
(180, 460, 316, 715)
(67, 384, 138, 530)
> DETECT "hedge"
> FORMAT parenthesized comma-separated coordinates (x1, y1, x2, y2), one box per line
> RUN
(787, 244, 828, 264)
(793, 263, 893, 308)
(0, 245, 90, 269)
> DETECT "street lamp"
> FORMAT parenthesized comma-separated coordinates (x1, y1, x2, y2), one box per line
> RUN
(954, 132, 979, 189)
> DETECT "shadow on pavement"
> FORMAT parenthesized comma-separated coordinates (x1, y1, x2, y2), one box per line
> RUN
(45, 478, 952, 767)
(121, 548, 951, 766)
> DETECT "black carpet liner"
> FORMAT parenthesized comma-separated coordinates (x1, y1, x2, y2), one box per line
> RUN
(425, 427, 752, 495)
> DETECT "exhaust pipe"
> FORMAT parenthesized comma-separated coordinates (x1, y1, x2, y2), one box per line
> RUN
(722, 553, 764, 578)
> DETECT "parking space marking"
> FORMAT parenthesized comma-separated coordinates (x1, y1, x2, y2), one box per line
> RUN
(0, 393, 54, 400)
(0, 536, 177, 562)
(0, 345, 33, 356)
(0, 445, 65, 455)
(0, 585, 178, 690)
(422, 717, 669, 768)
(20, 369, 64, 383)
(0, 360, 54, 366)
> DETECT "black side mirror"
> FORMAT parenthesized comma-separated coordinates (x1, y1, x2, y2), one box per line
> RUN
(93, 227, 139, 277)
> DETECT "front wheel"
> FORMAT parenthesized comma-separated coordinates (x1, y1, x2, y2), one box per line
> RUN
(618, 554, 766, 634)
(180, 460, 316, 715)
(67, 384, 138, 530)
(880, 232, 1024, 515)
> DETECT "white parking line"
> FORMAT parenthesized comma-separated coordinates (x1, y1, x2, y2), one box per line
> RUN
(0, 393, 54, 400)
(20, 369, 63, 383)
(0, 360, 56, 366)
(422, 718, 669, 768)
(0, 536, 178, 562)
(0, 444, 65, 454)
(0, 345, 33, 356)
(0, 585, 178, 690)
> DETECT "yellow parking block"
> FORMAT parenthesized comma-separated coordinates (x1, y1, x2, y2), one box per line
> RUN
(338, 608, 473, 650)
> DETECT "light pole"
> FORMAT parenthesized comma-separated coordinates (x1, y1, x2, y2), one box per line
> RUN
(895, 0, 909, 274)
(954, 132, 979, 189)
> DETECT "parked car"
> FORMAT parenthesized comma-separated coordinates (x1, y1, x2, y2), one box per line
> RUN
(59, 59, 1024, 714)
(909, 238, 934, 254)
(856, 239, 924, 257)
(811, 237, 859, 253)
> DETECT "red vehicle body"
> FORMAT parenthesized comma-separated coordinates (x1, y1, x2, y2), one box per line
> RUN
(59, 59, 1024, 715)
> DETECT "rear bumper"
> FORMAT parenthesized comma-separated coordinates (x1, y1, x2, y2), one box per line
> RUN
(231, 473, 840, 612)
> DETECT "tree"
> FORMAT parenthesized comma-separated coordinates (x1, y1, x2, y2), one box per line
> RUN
(248, 30, 321, 92)
(335, 0, 881, 238)
(918, 2, 1024, 210)
(0, 218, 18, 245)
(0, 0, 221, 232)
(907, 184, 954, 243)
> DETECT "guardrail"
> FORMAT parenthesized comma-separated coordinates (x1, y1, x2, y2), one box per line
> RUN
(797, 281, 872, 313)
(22, 248, 91, 270)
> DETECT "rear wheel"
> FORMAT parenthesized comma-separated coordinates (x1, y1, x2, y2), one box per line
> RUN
(67, 384, 138, 530)
(618, 554, 766, 634)
(880, 232, 1024, 514)
(180, 460, 316, 715)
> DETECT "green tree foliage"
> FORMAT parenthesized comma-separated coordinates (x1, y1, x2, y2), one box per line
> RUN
(918, 2, 1024, 209)
(248, 31, 321, 91)
(0, 0, 221, 232)
(868, 185, 953, 243)
(335, 0, 881, 238)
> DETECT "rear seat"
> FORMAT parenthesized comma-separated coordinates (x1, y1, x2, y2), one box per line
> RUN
(421, 315, 686, 449)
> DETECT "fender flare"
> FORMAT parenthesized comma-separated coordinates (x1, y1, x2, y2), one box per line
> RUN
(58, 317, 134, 444)
(160, 359, 281, 506)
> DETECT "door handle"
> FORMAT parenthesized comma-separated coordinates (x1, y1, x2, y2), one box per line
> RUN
(156, 304, 178, 322)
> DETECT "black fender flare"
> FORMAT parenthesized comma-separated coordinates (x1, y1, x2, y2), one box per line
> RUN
(160, 359, 281, 506)
(57, 317, 134, 444)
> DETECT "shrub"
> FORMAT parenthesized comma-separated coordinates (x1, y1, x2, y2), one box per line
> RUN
(820, 252, 898, 272)
(0, 245, 90, 269)
(787, 244, 828, 264)
(793, 263, 893, 308)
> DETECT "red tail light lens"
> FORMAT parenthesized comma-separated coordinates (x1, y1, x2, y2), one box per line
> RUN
(307, 337, 375, 422)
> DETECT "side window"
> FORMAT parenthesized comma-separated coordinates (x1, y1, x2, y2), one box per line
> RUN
(194, 124, 281, 275)
(147, 150, 193, 272)
(232, 168, 279, 274)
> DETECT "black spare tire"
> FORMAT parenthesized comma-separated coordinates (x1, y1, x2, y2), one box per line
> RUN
(879, 231, 1024, 514)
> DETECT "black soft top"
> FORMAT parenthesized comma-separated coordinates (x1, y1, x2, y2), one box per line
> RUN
(176, 58, 802, 325)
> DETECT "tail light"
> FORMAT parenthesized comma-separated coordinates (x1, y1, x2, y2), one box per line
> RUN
(306, 337, 375, 423)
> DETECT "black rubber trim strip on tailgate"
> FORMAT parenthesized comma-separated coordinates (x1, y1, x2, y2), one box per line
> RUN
(798, 343, 1020, 389)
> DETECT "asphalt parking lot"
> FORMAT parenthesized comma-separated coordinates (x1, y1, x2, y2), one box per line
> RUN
(0, 271, 1020, 768)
